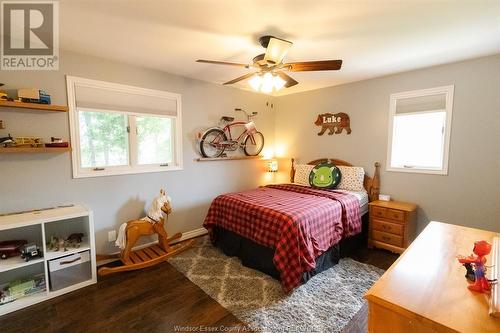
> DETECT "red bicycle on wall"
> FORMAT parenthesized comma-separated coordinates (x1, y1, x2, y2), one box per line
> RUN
(199, 108, 265, 158)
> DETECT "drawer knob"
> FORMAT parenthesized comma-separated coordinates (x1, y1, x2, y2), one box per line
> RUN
(382, 236, 391, 241)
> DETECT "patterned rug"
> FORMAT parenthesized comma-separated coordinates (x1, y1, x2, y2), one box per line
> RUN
(168, 236, 383, 333)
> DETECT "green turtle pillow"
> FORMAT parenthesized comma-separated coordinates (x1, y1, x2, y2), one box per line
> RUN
(308, 162, 342, 189)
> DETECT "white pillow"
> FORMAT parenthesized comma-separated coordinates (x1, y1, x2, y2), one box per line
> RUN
(293, 164, 314, 186)
(337, 166, 365, 191)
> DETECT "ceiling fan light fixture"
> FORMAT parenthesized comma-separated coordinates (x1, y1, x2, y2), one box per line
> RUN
(248, 72, 287, 93)
(248, 74, 263, 91)
(260, 73, 274, 93)
(273, 75, 286, 91)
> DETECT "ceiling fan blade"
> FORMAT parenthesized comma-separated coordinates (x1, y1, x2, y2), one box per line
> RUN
(223, 72, 256, 85)
(196, 59, 249, 68)
(263, 37, 293, 65)
(285, 60, 342, 72)
(277, 72, 299, 88)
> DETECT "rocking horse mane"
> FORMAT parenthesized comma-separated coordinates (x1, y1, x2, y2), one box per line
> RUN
(145, 191, 171, 223)
(114, 189, 172, 251)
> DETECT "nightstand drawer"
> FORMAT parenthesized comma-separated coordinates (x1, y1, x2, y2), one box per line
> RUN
(372, 230, 403, 247)
(371, 206, 387, 218)
(371, 206, 406, 222)
(386, 209, 405, 222)
(372, 219, 404, 235)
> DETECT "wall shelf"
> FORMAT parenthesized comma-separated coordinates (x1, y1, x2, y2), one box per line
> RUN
(196, 155, 263, 162)
(0, 100, 68, 112)
(0, 147, 71, 154)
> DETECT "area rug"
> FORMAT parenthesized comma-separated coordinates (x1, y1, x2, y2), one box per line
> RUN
(168, 236, 383, 333)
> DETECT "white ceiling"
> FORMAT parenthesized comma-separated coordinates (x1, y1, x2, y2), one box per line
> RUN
(60, 0, 500, 96)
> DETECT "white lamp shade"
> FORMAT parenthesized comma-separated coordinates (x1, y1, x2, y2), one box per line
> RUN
(273, 75, 286, 90)
(260, 73, 274, 93)
(248, 72, 287, 94)
(248, 75, 262, 91)
(268, 159, 278, 172)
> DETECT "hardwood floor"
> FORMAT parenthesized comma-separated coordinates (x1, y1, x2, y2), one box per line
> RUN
(0, 261, 249, 333)
(0, 244, 397, 333)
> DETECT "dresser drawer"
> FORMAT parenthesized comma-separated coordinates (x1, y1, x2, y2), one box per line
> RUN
(372, 230, 403, 247)
(372, 219, 404, 235)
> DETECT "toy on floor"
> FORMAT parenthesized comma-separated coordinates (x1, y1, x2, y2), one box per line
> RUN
(97, 189, 194, 276)
(457, 240, 492, 293)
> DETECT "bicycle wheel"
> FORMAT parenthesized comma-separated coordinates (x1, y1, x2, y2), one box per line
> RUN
(243, 131, 264, 156)
(200, 128, 227, 158)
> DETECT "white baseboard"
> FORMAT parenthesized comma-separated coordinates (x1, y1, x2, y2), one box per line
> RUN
(96, 227, 208, 267)
(174, 227, 208, 244)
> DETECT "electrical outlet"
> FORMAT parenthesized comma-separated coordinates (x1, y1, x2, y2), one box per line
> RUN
(108, 230, 117, 242)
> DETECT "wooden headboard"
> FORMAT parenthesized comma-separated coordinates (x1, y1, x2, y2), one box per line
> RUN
(290, 158, 381, 202)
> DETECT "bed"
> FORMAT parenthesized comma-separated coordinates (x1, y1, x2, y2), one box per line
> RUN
(203, 158, 380, 292)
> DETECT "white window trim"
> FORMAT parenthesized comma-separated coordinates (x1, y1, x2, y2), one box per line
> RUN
(386, 85, 454, 175)
(66, 76, 183, 178)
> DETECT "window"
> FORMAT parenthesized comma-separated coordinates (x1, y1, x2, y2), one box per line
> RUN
(66, 76, 182, 178)
(387, 85, 454, 175)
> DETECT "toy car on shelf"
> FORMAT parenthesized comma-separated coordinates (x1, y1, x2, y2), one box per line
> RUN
(0, 240, 28, 259)
(17, 88, 51, 104)
(14, 137, 43, 147)
(20, 243, 43, 262)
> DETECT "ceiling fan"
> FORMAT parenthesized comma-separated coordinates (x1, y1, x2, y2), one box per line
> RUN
(196, 36, 342, 93)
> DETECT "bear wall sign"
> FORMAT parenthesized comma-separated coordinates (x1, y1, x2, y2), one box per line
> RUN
(314, 112, 351, 136)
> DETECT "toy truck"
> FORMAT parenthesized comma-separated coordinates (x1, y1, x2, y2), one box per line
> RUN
(0, 240, 28, 259)
(20, 243, 43, 262)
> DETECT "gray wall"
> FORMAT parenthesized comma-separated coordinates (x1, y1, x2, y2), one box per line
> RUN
(274, 54, 500, 232)
(0, 50, 276, 253)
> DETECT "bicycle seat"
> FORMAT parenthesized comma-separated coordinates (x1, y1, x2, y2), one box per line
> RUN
(221, 116, 234, 122)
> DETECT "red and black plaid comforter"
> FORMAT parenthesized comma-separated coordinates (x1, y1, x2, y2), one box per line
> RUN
(203, 184, 361, 292)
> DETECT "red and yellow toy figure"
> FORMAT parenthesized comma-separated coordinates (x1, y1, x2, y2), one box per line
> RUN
(457, 240, 492, 293)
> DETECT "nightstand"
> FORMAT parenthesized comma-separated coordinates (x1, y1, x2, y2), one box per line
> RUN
(368, 200, 417, 254)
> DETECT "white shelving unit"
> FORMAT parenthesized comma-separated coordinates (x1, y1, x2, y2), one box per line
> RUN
(0, 205, 96, 315)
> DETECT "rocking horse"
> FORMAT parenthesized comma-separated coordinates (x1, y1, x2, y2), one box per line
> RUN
(97, 189, 194, 276)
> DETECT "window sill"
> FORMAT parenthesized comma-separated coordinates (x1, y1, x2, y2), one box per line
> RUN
(73, 165, 183, 179)
(386, 167, 448, 175)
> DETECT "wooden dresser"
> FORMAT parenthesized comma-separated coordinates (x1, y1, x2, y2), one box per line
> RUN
(368, 200, 417, 254)
(365, 222, 500, 333)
